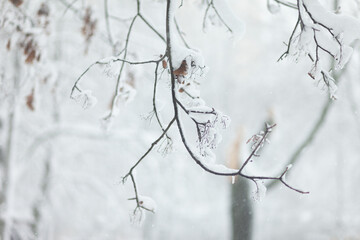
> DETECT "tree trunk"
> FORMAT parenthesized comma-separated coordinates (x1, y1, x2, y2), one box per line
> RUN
(231, 177, 253, 240)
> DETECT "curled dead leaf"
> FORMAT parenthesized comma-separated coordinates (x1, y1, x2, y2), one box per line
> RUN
(173, 60, 188, 77)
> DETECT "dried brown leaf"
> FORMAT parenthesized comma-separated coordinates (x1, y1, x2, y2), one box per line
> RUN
(24, 39, 33, 55)
(25, 49, 36, 64)
(6, 39, 11, 50)
(26, 89, 35, 111)
(162, 60, 167, 69)
(37, 3, 49, 17)
(173, 60, 188, 77)
(10, 0, 23, 7)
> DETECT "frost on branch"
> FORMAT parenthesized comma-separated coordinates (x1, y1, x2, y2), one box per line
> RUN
(202, 0, 245, 38)
(138, 195, 157, 213)
(171, 48, 231, 164)
(246, 124, 272, 157)
(267, 0, 281, 14)
(117, 80, 137, 104)
(279, 0, 360, 99)
(1, 2, 51, 65)
(252, 180, 267, 202)
(193, 110, 230, 159)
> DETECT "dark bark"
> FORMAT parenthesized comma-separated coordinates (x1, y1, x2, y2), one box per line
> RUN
(231, 177, 253, 240)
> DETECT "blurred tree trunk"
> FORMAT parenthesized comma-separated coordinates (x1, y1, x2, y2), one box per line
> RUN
(231, 177, 252, 240)
(0, 117, 5, 237)
(228, 127, 253, 240)
(0, 52, 20, 240)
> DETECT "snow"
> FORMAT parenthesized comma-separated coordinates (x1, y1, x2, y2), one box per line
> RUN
(138, 195, 157, 213)
(287, 0, 360, 98)
(252, 180, 267, 202)
(211, 0, 246, 38)
(72, 89, 98, 109)
(267, 0, 281, 14)
(2, 0, 360, 238)
(301, 0, 360, 44)
(202, 162, 238, 174)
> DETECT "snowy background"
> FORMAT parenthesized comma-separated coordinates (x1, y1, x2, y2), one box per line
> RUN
(1, 0, 360, 239)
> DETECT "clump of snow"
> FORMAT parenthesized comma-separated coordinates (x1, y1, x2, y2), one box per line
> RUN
(138, 195, 157, 213)
(203, 0, 246, 38)
(130, 207, 145, 225)
(285, 0, 360, 99)
(267, 0, 280, 14)
(195, 111, 231, 158)
(202, 161, 238, 174)
(100, 114, 114, 132)
(117, 82, 136, 104)
(72, 89, 98, 109)
(287, 164, 293, 170)
(252, 180, 267, 202)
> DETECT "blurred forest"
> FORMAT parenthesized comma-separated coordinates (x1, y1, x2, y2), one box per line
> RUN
(1, 0, 360, 239)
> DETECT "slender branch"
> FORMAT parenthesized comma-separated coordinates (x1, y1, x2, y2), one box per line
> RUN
(174, 18, 191, 49)
(104, 0, 115, 52)
(123, 117, 175, 179)
(239, 124, 276, 173)
(265, 100, 332, 191)
(151, 55, 173, 142)
(267, 41, 350, 190)
(274, 0, 298, 9)
(71, 56, 161, 97)
(139, 14, 166, 42)
(58, 0, 80, 16)
(166, 0, 308, 194)
(203, 0, 232, 33)
(106, 14, 138, 117)
(278, 15, 300, 61)
(123, 117, 175, 211)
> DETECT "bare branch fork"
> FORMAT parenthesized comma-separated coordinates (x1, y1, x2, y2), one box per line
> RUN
(122, 0, 308, 214)
(72, 0, 309, 215)
(71, 0, 171, 136)
(273, 0, 298, 9)
(122, 117, 175, 214)
(165, 0, 309, 195)
(278, 0, 346, 98)
(203, 0, 233, 32)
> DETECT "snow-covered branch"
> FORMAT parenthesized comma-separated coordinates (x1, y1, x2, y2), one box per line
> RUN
(279, 0, 360, 99)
